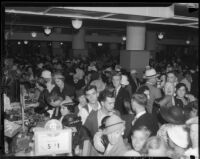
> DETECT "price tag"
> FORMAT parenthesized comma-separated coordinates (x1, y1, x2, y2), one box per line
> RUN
(34, 129, 72, 156)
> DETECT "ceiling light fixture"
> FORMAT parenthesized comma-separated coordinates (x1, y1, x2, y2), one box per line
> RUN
(98, 43, 103, 47)
(72, 19, 83, 29)
(24, 40, 28, 45)
(31, 32, 37, 38)
(158, 32, 164, 40)
(186, 40, 190, 44)
(44, 27, 52, 35)
(17, 41, 21, 45)
(122, 36, 126, 41)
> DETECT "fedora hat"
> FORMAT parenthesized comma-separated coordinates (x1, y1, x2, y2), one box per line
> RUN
(41, 70, 52, 78)
(120, 75, 129, 85)
(53, 73, 65, 79)
(160, 106, 186, 125)
(103, 115, 125, 134)
(143, 68, 159, 79)
(130, 69, 137, 74)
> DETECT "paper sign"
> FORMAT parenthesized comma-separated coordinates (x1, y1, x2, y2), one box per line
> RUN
(34, 129, 72, 156)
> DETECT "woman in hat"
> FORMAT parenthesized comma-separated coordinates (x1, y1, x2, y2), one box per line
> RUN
(94, 114, 128, 156)
(142, 136, 171, 157)
(53, 72, 76, 100)
(166, 125, 190, 159)
(157, 106, 187, 145)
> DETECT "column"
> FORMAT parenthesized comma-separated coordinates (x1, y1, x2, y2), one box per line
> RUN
(52, 41, 64, 60)
(110, 43, 119, 57)
(72, 28, 88, 58)
(120, 23, 150, 79)
(146, 31, 158, 59)
(40, 42, 48, 56)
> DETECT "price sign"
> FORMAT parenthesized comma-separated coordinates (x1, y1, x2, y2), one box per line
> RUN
(34, 129, 72, 156)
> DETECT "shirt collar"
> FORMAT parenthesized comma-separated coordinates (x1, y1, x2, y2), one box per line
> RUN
(135, 110, 146, 119)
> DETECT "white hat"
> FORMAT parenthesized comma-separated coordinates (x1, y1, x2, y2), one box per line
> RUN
(167, 125, 189, 149)
(115, 65, 122, 72)
(120, 75, 129, 85)
(105, 67, 112, 72)
(143, 68, 159, 79)
(41, 70, 52, 78)
(130, 69, 137, 74)
(145, 65, 151, 70)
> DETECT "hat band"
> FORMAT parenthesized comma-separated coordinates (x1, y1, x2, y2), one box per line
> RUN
(145, 74, 157, 78)
(62, 102, 74, 106)
(105, 121, 124, 129)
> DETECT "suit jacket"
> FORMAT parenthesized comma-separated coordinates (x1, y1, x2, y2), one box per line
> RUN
(131, 113, 159, 138)
(145, 83, 162, 114)
(129, 77, 140, 94)
(114, 87, 130, 115)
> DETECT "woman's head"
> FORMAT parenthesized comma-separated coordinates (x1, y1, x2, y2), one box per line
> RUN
(131, 126, 151, 152)
(53, 73, 65, 88)
(176, 83, 187, 98)
(143, 136, 169, 157)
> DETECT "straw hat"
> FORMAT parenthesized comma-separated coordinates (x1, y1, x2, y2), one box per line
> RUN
(143, 68, 159, 79)
(103, 115, 125, 134)
(53, 73, 65, 79)
(120, 75, 129, 85)
(41, 70, 52, 78)
(130, 69, 137, 74)
(160, 106, 186, 125)
(167, 125, 189, 149)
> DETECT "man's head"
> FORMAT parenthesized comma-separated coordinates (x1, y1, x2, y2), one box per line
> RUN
(167, 71, 177, 84)
(144, 68, 158, 85)
(99, 89, 115, 113)
(112, 72, 122, 89)
(131, 94, 147, 113)
(84, 85, 98, 104)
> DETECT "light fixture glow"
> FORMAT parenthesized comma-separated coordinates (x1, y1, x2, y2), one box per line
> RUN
(31, 32, 37, 38)
(17, 41, 21, 45)
(98, 43, 103, 47)
(60, 42, 63, 45)
(158, 32, 164, 40)
(44, 27, 52, 35)
(186, 40, 190, 44)
(24, 40, 28, 45)
(122, 36, 126, 41)
(72, 19, 83, 29)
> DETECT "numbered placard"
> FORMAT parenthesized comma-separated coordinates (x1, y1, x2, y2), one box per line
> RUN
(34, 129, 72, 156)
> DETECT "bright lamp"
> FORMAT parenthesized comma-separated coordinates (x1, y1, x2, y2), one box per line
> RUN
(72, 19, 82, 29)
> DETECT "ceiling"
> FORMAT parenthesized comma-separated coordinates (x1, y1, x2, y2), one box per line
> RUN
(4, 3, 199, 38)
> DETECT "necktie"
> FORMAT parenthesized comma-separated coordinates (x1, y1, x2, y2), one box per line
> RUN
(114, 90, 117, 98)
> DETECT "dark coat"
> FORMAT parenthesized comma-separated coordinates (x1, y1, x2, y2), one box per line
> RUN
(114, 87, 130, 115)
(131, 113, 159, 139)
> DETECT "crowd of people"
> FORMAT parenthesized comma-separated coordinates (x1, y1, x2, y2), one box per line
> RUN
(3, 54, 199, 158)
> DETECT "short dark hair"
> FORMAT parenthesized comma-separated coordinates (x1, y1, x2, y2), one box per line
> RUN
(132, 93, 147, 107)
(136, 85, 149, 94)
(167, 71, 177, 77)
(84, 84, 97, 94)
(112, 71, 121, 78)
(98, 89, 114, 102)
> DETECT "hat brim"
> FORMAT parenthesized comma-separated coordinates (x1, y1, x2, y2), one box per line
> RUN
(103, 122, 125, 134)
(160, 107, 186, 125)
(143, 74, 159, 79)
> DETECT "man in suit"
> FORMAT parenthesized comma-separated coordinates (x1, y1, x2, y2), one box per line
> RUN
(112, 71, 131, 115)
(143, 68, 162, 114)
(129, 69, 140, 94)
(128, 93, 159, 143)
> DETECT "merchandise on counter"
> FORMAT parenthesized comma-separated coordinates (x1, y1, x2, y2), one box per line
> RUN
(4, 120, 22, 138)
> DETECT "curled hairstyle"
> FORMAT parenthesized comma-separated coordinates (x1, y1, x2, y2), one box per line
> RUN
(132, 93, 147, 107)
(132, 125, 151, 138)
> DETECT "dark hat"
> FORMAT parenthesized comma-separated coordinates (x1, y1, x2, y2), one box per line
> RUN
(160, 106, 186, 125)
(62, 114, 82, 128)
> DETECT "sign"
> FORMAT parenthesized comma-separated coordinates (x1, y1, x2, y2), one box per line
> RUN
(34, 129, 72, 156)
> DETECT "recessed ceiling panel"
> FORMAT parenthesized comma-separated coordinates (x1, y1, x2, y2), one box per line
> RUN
(157, 18, 197, 24)
(48, 8, 110, 17)
(5, 7, 49, 12)
(107, 14, 155, 21)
